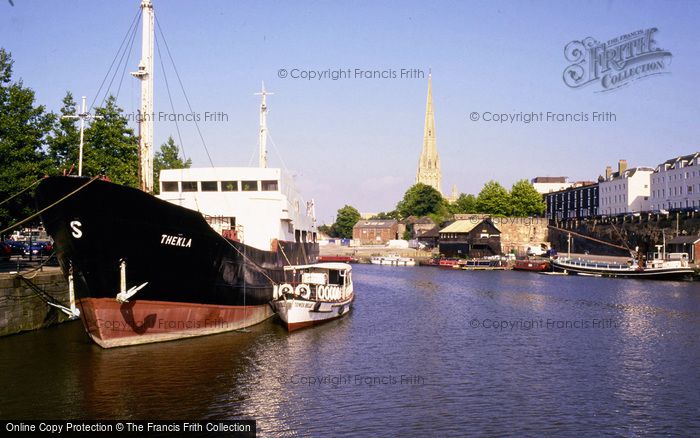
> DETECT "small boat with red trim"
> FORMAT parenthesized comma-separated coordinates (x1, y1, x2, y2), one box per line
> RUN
(271, 263, 354, 331)
(513, 259, 551, 272)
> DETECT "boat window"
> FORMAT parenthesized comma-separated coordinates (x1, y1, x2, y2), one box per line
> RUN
(162, 181, 179, 192)
(182, 181, 198, 192)
(261, 180, 278, 191)
(241, 181, 258, 191)
(221, 181, 238, 191)
(201, 181, 218, 192)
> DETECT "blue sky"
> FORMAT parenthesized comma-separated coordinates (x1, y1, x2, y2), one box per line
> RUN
(2, 0, 699, 223)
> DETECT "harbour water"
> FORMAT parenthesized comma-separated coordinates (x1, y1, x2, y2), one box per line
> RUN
(1, 265, 699, 435)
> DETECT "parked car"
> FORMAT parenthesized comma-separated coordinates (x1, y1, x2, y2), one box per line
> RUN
(4, 240, 26, 256)
(23, 241, 53, 257)
(0, 242, 11, 262)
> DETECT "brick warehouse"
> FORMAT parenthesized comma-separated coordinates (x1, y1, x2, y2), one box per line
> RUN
(352, 220, 399, 245)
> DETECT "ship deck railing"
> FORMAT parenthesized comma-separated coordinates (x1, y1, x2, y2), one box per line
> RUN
(557, 258, 633, 270)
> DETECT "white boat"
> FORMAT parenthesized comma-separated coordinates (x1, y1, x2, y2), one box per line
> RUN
(271, 263, 354, 331)
(370, 255, 416, 266)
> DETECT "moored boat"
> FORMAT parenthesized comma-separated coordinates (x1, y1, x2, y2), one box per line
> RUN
(551, 246, 695, 281)
(370, 254, 416, 266)
(271, 263, 354, 331)
(34, 0, 319, 347)
(513, 259, 551, 272)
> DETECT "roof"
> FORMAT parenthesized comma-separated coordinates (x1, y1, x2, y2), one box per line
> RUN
(667, 235, 700, 244)
(284, 262, 352, 271)
(532, 176, 568, 183)
(658, 152, 699, 170)
(353, 220, 398, 229)
(439, 219, 499, 234)
(414, 217, 435, 224)
(417, 225, 441, 238)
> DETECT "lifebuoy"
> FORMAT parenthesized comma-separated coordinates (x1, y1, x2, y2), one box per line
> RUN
(316, 285, 325, 300)
(280, 283, 294, 296)
(296, 284, 311, 299)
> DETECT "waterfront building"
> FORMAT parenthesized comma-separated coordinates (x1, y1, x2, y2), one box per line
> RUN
(416, 73, 442, 194)
(402, 216, 436, 239)
(531, 176, 573, 194)
(352, 220, 399, 245)
(649, 152, 700, 211)
(545, 182, 599, 220)
(598, 160, 653, 215)
(438, 219, 501, 258)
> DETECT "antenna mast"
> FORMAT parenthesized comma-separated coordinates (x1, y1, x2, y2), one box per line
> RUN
(131, 0, 154, 192)
(62, 95, 102, 176)
(254, 82, 273, 168)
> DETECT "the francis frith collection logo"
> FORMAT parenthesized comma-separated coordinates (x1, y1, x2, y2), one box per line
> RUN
(563, 28, 672, 92)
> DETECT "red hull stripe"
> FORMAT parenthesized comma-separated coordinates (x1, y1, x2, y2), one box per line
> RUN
(78, 298, 274, 348)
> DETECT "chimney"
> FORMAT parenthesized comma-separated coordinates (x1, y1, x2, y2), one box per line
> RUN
(618, 159, 627, 175)
(605, 166, 612, 180)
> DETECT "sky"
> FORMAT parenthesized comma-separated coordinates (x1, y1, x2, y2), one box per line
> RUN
(2, 0, 699, 224)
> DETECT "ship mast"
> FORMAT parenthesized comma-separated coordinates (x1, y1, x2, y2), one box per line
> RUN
(131, 0, 154, 192)
(255, 82, 273, 168)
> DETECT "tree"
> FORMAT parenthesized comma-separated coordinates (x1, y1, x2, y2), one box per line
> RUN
(153, 136, 191, 194)
(47, 91, 80, 173)
(450, 193, 477, 214)
(82, 95, 138, 187)
(333, 205, 360, 238)
(510, 179, 545, 216)
(475, 180, 511, 216)
(0, 48, 52, 229)
(370, 210, 399, 220)
(396, 183, 446, 218)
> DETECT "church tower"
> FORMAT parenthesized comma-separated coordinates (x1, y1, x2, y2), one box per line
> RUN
(416, 72, 442, 194)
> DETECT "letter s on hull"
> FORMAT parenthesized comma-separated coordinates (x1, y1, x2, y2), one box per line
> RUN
(70, 220, 82, 238)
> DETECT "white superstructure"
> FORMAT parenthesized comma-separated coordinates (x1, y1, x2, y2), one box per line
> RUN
(157, 167, 316, 251)
(649, 152, 700, 211)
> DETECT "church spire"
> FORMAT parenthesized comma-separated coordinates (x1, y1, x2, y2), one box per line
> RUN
(416, 71, 442, 194)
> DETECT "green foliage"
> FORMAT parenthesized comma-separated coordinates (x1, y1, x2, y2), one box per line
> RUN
(475, 180, 511, 216)
(450, 193, 477, 214)
(333, 205, 360, 238)
(0, 48, 52, 229)
(153, 136, 191, 194)
(317, 224, 334, 237)
(510, 179, 545, 216)
(370, 210, 399, 220)
(82, 95, 138, 187)
(47, 91, 80, 173)
(396, 183, 446, 219)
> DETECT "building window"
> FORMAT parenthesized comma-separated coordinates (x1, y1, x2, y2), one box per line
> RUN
(201, 181, 218, 192)
(222, 181, 238, 191)
(182, 181, 198, 192)
(162, 181, 178, 192)
(261, 180, 279, 191)
(241, 181, 258, 191)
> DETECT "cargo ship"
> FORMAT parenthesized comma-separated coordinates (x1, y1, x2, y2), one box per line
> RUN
(35, 0, 318, 347)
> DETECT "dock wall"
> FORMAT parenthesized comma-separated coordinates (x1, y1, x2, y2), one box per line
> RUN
(0, 268, 71, 337)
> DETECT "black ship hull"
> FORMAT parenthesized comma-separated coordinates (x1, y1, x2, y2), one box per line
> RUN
(35, 176, 318, 347)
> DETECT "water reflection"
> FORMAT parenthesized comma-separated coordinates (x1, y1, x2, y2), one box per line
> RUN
(1, 266, 699, 435)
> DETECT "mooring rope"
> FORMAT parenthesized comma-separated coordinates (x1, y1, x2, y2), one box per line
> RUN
(0, 178, 42, 208)
(0, 176, 100, 237)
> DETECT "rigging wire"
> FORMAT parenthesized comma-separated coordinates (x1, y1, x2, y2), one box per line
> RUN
(90, 8, 141, 112)
(114, 13, 141, 102)
(100, 13, 141, 108)
(154, 32, 188, 162)
(155, 15, 214, 167)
